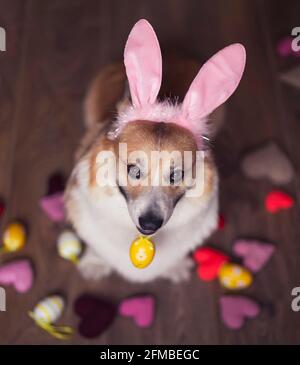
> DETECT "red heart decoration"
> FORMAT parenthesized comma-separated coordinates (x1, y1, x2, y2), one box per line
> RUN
(218, 214, 225, 230)
(74, 295, 117, 338)
(193, 247, 229, 281)
(265, 190, 294, 213)
(0, 201, 5, 217)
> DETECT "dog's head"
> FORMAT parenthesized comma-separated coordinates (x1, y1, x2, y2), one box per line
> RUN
(87, 20, 246, 235)
(115, 119, 199, 235)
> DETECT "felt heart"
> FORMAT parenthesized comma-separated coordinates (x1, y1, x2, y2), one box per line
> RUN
(0, 201, 5, 217)
(241, 142, 294, 185)
(277, 36, 300, 58)
(218, 214, 225, 230)
(220, 296, 261, 330)
(193, 247, 229, 281)
(0, 260, 33, 293)
(39, 192, 65, 222)
(47, 172, 66, 195)
(233, 239, 275, 273)
(265, 190, 294, 213)
(74, 295, 117, 338)
(119, 295, 155, 328)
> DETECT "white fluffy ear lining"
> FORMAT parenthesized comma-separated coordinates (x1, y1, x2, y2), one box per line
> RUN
(124, 19, 162, 108)
(181, 43, 246, 121)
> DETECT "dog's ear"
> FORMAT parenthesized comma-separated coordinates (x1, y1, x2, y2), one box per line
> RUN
(181, 44, 246, 121)
(124, 19, 162, 108)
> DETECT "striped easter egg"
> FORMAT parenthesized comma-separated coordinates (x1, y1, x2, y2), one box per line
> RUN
(32, 296, 65, 324)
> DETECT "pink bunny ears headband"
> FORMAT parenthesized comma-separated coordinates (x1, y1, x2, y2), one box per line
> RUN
(114, 19, 246, 148)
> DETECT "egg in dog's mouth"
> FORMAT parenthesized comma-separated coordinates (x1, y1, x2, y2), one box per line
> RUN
(130, 236, 156, 269)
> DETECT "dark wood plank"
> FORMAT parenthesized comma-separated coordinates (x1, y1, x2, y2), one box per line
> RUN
(0, 0, 32, 344)
(0, 0, 28, 223)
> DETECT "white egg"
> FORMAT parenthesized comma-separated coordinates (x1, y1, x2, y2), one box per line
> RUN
(33, 296, 64, 324)
(57, 230, 82, 262)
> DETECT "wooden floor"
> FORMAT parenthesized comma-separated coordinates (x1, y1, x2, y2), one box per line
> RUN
(0, 0, 300, 345)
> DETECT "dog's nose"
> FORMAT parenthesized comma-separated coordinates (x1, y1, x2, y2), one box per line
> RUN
(138, 213, 163, 234)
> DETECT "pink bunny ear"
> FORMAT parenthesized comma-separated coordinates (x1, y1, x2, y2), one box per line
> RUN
(182, 44, 246, 121)
(124, 19, 162, 108)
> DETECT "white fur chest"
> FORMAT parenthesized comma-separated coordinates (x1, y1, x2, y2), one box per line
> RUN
(67, 162, 218, 282)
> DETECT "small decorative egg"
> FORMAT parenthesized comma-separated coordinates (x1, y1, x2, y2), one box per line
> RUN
(57, 230, 82, 264)
(2, 222, 26, 252)
(130, 236, 155, 269)
(31, 295, 65, 324)
(218, 263, 253, 290)
(28, 295, 73, 340)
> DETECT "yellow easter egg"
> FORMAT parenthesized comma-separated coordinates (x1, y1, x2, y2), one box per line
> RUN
(218, 263, 253, 290)
(130, 236, 155, 269)
(57, 230, 82, 263)
(3, 222, 26, 252)
(33, 296, 65, 324)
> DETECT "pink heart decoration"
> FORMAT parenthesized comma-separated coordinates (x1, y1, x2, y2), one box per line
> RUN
(220, 296, 261, 330)
(0, 260, 33, 293)
(233, 239, 275, 273)
(277, 36, 300, 58)
(119, 295, 155, 328)
(39, 192, 65, 222)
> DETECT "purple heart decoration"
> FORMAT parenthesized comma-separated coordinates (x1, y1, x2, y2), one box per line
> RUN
(47, 172, 66, 195)
(39, 192, 65, 222)
(74, 295, 117, 338)
(233, 239, 275, 273)
(220, 296, 261, 330)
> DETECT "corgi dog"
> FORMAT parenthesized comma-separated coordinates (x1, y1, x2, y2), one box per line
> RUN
(64, 19, 246, 283)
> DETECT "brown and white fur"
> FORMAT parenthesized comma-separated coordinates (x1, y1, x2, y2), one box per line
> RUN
(64, 20, 245, 283)
(65, 62, 221, 283)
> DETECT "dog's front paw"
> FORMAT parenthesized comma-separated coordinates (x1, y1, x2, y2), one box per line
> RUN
(78, 251, 112, 281)
(162, 256, 195, 283)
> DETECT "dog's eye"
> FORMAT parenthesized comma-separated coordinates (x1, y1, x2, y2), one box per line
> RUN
(170, 169, 184, 185)
(127, 164, 141, 179)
